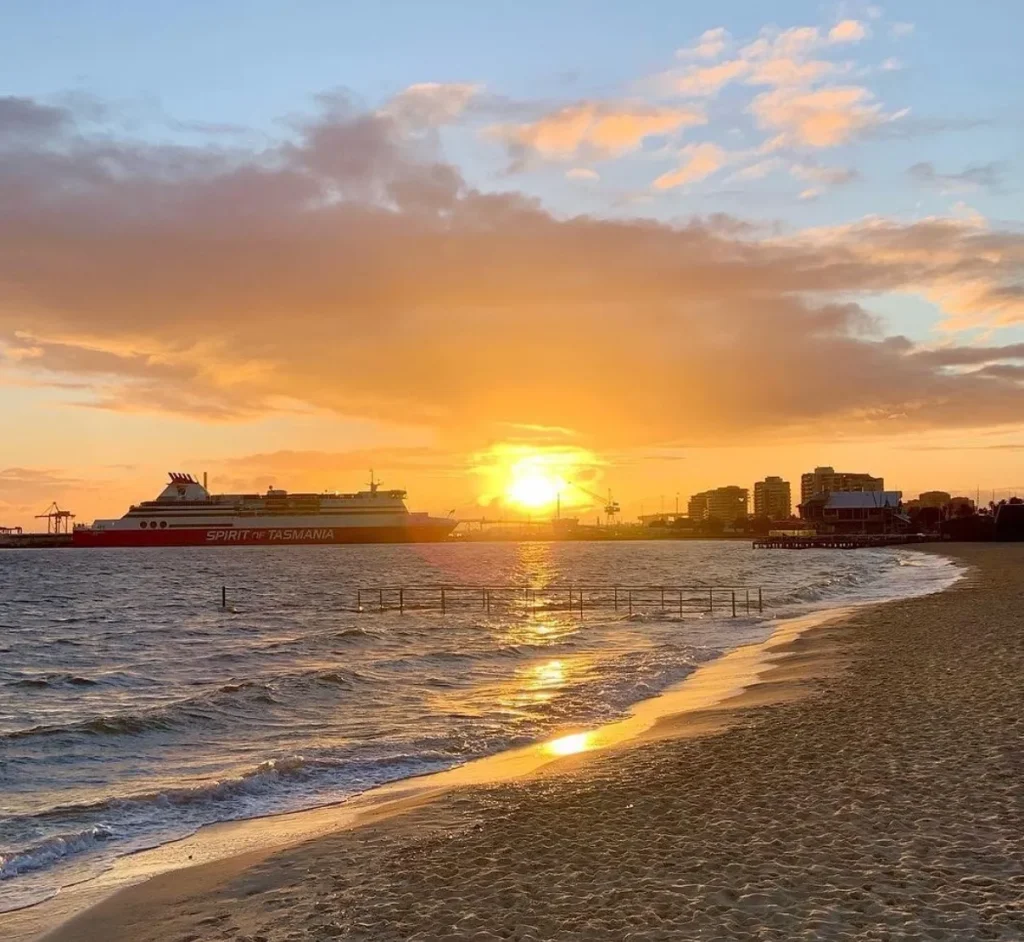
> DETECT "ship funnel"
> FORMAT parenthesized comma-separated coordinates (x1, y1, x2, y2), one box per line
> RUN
(203, 471, 208, 490)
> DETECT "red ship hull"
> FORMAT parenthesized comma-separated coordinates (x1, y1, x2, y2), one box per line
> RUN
(72, 524, 456, 548)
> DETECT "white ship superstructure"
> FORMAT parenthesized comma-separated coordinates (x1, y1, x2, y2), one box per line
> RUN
(73, 474, 456, 546)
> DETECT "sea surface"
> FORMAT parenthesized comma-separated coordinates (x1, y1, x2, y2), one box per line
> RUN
(0, 541, 959, 912)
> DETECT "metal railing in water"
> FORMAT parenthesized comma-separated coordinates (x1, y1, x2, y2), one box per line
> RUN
(217, 583, 764, 617)
(345, 583, 764, 617)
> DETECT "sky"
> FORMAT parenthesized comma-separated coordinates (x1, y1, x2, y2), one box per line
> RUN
(1, 1, 1022, 527)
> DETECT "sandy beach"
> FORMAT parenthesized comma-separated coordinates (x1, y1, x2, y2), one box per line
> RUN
(18, 543, 1024, 940)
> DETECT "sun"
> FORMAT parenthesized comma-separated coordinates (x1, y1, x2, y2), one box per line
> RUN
(471, 442, 602, 514)
(507, 468, 562, 509)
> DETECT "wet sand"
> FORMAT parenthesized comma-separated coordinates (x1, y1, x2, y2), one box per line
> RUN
(31, 544, 1024, 940)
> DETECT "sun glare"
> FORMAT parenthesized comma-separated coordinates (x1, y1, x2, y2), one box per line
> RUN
(507, 469, 562, 509)
(472, 443, 602, 514)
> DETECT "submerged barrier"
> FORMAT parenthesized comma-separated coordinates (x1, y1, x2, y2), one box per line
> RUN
(217, 583, 764, 617)
(347, 583, 764, 617)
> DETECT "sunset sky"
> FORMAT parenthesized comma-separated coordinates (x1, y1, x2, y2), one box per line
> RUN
(1, 1, 1022, 527)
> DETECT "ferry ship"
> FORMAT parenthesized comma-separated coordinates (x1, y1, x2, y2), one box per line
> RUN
(72, 473, 458, 547)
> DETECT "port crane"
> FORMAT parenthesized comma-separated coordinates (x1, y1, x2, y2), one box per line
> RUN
(566, 482, 621, 526)
(35, 502, 75, 535)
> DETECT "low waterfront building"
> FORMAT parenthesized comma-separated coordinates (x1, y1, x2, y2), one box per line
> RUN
(799, 490, 908, 534)
(753, 476, 791, 519)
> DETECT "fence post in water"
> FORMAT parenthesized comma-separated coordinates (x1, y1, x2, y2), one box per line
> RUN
(731, 590, 736, 618)
(221, 585, 226, 609)
(758, 587, 763, 613)
(746, 589, 750, 614)
(678, 590, 683, 616)
(661, 587, 665, 610)
(441, 587, 446, 615)
(628, 589, 632, 616)
(709, 588, 713, 613)
(379, 588, 384, 612)
(614, 586, 618, 611)
(399, 588, 404, 615)
(579, 590, 584, 618)
(486, 589, 491, 615)
(357, 588, 361, 612)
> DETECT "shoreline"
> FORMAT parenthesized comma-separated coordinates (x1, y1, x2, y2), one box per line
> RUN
(3, 603, 858, 940)
(1, 549, 962, 940)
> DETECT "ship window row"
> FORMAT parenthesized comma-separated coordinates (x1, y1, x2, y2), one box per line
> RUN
(139, 521, 169, 528)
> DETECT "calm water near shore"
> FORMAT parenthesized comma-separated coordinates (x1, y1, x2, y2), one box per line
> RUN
(0, 541, 958, 912)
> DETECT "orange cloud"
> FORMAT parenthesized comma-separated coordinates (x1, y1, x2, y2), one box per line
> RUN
(653, 143, 727, 189)
(384, 82, 481, 128)
(2, 94, 1024, 453)
(673, 59, 750, 96)
(747, 56, 834, 87)
(750, 85, 888, 146)
(828, 20, 868, 44)
(492, 101, 705, 164)
(680, 27, 730, 60)
(785, 216, 1024, 330)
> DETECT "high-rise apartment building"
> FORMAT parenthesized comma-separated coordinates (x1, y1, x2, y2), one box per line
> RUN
(800, 466, 884, 504)
(753, 476, 792, 519)
(688, 486, 749, 523)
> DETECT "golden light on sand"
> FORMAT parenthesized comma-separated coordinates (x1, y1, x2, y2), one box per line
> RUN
(545, 731, 594, 757)
(472, 443, 602, 514)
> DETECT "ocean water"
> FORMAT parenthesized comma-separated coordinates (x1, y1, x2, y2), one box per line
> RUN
(0, 541, 959, 912)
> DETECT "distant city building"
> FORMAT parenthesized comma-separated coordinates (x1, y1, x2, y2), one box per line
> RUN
(688, 486, 749, 522)
(753, 476, 792, 519)
(800, 466, 884, 503)
(905, 492, 969, 516)
(800, 491, 907, 534)
(638, 513, 686, 527)
(947, 496, 975, 516)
